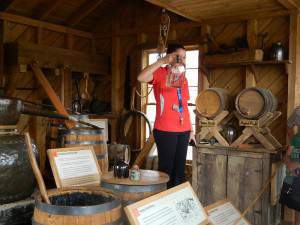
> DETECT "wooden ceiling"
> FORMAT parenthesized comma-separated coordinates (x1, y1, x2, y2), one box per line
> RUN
(146, 0, 300, 23)
(0, 0, 117, 31)
(0, 0, 299, 35)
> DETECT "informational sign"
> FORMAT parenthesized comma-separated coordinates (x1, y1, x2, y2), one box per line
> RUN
(48, 146, 101, 188)
(205, 199, 251, 225)
(125, 182, 209, 225)
(88, 119, 108, 142)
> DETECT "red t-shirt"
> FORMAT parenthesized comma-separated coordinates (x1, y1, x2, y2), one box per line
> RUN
(151, 67, 191, 132)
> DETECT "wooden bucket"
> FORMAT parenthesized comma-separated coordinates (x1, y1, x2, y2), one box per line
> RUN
(32, 187, 122, 225)
(196, 88, 229, 118)
(235, 87, 277, 119)
(58, 128, 108, 173)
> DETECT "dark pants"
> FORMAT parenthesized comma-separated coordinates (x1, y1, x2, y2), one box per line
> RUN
(153, 129, 190, 188)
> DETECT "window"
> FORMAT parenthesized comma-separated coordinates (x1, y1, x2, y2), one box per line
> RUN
(144, 49, 199, 160)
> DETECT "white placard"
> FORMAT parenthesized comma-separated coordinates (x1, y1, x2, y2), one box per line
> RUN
(88, 119, 108, 142)
(125, 182, 208, 225)
(206, 200, 251, 225)
(54, 150, 98, 179)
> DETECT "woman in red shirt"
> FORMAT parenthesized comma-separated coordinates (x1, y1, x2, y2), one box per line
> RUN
(138, 44, 195, 188)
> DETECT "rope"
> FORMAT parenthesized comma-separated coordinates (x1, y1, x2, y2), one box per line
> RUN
(135, 87, 153, 98)
(157, 9, 170, 58)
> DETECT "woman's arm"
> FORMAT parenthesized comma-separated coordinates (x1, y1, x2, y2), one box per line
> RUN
(137, 53, 176, 83)
(284, 145, 300, 172)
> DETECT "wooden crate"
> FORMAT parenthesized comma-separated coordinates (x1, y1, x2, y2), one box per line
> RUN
(192, 145, 281, 225)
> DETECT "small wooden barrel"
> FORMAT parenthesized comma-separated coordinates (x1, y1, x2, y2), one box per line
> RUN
(32, 187, 121, 225)
(235, 87, 277, 119)
(196, 88, 229, 118)
(101, 170, 168, 207)
(58, 128, 108, 173)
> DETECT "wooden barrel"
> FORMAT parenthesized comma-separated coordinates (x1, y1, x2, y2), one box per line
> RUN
(101, 170, 168, 224)
(196, 88, 229, 118)
(32, 187, 121, 225)
(58, 127, 108, 173)
(235, 87, 277, 119)
(101, 170, 168, 206)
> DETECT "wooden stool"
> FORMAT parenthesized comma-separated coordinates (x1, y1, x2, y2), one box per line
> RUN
(195, 110, 232, 146)
(232, 111, 282, 150)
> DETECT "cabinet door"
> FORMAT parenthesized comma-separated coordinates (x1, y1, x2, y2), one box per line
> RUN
(227, 156, 263, 225)
(194, 152, 227, 206)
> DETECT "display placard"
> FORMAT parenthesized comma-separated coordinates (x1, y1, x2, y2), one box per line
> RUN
(125, 182, 209, 225)
(47, 146, 101, 188)
(205, 199, 251, 225)
(88, 118, 108, 142)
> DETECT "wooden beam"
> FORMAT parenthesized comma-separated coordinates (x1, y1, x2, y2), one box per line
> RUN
(111, 14, 123, 115)
(145, 0, 201, 23)
(30, 62, 73, 129)
(0, 12, 93, 39)
(94, 21, 201, 39)
(277, 0, 298, 11)
(60, 66, 72, 108)
(35, 0, 63, 20)
(287, 13, 300, 117)
(66, 0, 104, 26)
(247, 20, 258, 49)
(0, 0, 14, 12)
(205, 9, 290, 25)
(5, 41, 109, 74)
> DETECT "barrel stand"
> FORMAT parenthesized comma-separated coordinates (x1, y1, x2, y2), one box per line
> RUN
(195, 110, 231, 146)
(232, 111, 282, 150)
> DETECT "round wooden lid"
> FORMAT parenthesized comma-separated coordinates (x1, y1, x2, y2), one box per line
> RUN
(196, 90, 221, 117)
(101, 170, 169, 186)
(238, 89, 264, 117)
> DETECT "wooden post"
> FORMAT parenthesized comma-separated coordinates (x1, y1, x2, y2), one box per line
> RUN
(30, 62, 74, 128)
(111, 12, 123, 115)
(200, 24, 210, 91)
(288, 13, 300, 117)
(60, 66, 72, 108)
(245, 20, 258, 88)
(37, 27, 43, 45)
(65, 33, 73, 50)
(0, 21, 4, 88)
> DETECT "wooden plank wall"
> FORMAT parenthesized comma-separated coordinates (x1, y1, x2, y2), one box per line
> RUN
(95, 0, 290, 148)
(1, 20, 95, 170)
(95, 0, 202, 148)
(208, 16, 289, 144)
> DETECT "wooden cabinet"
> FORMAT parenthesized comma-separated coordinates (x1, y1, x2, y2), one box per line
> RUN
(192, 145, 281, 225)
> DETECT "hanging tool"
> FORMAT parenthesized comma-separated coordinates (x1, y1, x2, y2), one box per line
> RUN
(81, 72, 91, 100)
(157, 9, 170, 58)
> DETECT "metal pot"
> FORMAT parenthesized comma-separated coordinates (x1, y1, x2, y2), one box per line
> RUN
(113, 160, 129, 178)
(0, 132, 38, 204)
(270, 42, 285, 61)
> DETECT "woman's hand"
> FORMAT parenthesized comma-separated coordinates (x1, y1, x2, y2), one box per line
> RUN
(189, 130, 196, 144)
(160, 53, 177, 65)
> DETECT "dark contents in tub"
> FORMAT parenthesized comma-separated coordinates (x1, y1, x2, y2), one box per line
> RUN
(50, 192, 114, 206)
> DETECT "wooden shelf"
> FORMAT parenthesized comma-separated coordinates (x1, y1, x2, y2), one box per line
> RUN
(205, 60, 292, 68)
